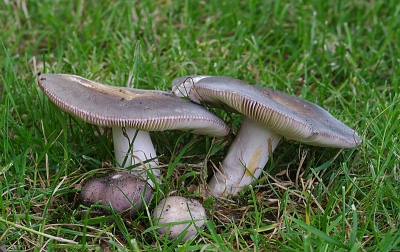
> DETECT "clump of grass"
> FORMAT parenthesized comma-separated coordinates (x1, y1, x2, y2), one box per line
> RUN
(1, 0, 399, 251)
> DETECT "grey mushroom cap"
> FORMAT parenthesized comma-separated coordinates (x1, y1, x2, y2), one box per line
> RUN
(81, 172, 152, 217)
(152, 196, 206, 241)
(182, 76, 361, 148)
(37, 74, 229, 137)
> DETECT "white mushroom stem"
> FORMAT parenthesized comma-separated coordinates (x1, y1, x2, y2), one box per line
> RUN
(208, 116, 282, 196)
(112, 127, 160, 186)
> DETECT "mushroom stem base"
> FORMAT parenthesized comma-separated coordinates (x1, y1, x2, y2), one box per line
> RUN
(208, 116, 282, 197)
(112, 127, 160, 184)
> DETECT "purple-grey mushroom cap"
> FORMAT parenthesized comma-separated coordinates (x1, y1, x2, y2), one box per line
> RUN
(36, 73, 229, 137)
(174, 76, 361, 147)
(81, 172, 152, 217)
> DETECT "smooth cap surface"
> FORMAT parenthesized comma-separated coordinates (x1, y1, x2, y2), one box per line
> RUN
(181, 76, 361, 148)
(81, 172, 152, 217)
(152, 196, 206, 240)
(37, 74, 229, 137)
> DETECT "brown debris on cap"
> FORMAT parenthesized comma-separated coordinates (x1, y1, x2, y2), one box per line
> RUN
(37, 73, 229, 137)
(188, 76, 361, 148)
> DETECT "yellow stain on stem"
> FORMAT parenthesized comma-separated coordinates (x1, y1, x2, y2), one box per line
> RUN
(245, 145, 263, 176)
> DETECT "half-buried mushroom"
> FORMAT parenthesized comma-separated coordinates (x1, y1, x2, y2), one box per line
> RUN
(172, 76, 362, 197)
(152, 196, 206, 241)
(37, 73, 229, 186)
(81, 172, 152, 217)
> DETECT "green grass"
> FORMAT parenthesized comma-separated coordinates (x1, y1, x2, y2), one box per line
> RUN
(1, 0, 399, 251)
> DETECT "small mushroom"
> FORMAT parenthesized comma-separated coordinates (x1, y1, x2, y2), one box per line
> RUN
(81, 172, 152, 217)
(152, 196, 206, 241)
(172, 76, 362, 196)
(37, 74, 229, 186)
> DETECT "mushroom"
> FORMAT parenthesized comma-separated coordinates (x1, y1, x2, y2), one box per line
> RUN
(172, 76, 362, 196)
(37, 74, 229, 185)
(152, 196, 206, 241)
(81, 171, 152, 217)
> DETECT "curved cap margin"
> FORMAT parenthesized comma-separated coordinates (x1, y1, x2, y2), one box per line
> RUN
(188, 76, 361, 148)
(37, 74, 229, 137)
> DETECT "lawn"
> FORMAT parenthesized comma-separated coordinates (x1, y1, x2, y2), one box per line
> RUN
(1, 0, 399, 251)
